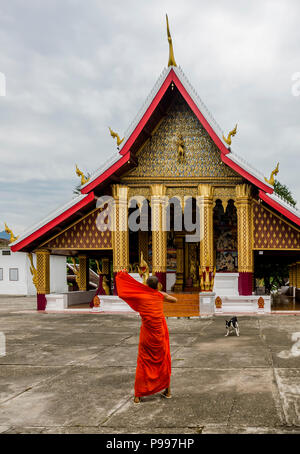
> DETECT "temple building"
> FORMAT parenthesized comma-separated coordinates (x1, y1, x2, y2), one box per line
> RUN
(10, 18, 300, 312)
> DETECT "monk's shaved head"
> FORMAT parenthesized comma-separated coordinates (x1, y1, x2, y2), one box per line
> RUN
(146, 275, 159, 289)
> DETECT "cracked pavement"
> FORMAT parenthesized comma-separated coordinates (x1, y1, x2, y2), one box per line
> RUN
(0, 295, 300, 434)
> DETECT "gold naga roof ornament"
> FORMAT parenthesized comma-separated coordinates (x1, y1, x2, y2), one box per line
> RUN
(166, 14, 177, 67)
(222, 124, 238, 146)
(75, 164, 90, 186)
(27, 253, 38, 290)
(264, 162, 279, 186)
(109, 127, 124, 147)
(4, 223, 19, 243)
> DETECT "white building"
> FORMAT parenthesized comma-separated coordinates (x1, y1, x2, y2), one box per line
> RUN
(0, 239, 67, 296)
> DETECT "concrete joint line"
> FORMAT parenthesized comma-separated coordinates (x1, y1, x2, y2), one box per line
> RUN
(257, 319, 286, 425)
(0, 368, 68, 406)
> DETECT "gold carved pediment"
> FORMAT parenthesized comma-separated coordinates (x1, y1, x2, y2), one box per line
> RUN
(122, 93, 239, 181)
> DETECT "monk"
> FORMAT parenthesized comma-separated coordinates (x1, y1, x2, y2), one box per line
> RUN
(115, 271, 177, 403)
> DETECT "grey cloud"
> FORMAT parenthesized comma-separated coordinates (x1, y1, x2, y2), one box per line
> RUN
(0, 0, 299, 234)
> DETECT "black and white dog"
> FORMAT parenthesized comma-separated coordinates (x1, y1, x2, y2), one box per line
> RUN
(225, 317, 240, 337)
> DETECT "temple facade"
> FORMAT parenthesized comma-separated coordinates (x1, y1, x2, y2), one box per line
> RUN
(9, 22, 300, 311)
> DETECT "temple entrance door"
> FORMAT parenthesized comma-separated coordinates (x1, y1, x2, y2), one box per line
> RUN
(213, 199, 238, 273)
(168, 231, 200, 292)
(184, 240, 200, 291)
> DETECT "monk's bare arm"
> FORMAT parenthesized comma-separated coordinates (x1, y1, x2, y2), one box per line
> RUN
(159, 291, 177, 303)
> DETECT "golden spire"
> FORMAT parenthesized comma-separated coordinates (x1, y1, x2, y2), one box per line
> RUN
(222, 124, 237, 146)
(166, 14, 177, 67)
(4, 223, 19, 243)
(264, 162, 279, 186)
(109, 127, 124, 147)
(75, 164, 90, 186)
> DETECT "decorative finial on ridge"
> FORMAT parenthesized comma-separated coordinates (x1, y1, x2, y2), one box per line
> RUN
(166, 14, 177, 67)
(4, 223, 19, 243)
(264, 162, 279, 186)
(222, 124, 237, 146)
(75, 164, 90, 186)
(109, 127, 124, 147)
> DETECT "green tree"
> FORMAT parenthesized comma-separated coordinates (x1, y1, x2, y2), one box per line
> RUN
(273, 180, 297, 207)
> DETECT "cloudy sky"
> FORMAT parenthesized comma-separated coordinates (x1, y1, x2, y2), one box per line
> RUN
(0, 0, 300, 234)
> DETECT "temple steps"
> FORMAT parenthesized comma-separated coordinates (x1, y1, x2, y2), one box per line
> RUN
(164, 293, 199, 317)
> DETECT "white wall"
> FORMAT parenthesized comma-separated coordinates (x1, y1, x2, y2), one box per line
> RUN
(50, 256, 68, 293)
(0, 251, 68, 296)
(0, 250, 29, 295)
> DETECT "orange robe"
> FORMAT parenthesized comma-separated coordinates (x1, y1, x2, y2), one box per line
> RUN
(116, 271, 171, 397)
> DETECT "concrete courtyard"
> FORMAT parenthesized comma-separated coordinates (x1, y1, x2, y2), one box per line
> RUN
(0, 295, 300, 434)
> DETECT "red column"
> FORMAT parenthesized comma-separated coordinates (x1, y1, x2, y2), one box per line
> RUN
(37, 294, 47, 311)
(238, 272, 253, 296)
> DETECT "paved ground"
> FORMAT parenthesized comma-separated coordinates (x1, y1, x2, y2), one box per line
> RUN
(0, 295, 300, 434)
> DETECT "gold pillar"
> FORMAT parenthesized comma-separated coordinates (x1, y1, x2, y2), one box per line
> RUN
(198, 184, 214, 290)
(112, 184, 129, 272)
(235, 184, 253, 273)
(36, 249, 50, 294)
(78, 254, 88, 291)
(151, 184, 167, 276)
(297, 262, 300, 289)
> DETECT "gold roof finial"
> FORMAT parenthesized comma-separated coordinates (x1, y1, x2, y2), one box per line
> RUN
(4, 223, 19, 243)
(264, 162, 279, 186)
(222, 124, 237, 146)
(75, 164, 90, 186)
(109, 127, 124, 147)
(166, 14, 177, 67)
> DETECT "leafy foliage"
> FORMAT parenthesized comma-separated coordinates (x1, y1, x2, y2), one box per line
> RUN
(254, 257, 289, 294)
(274, 180, 297, 207)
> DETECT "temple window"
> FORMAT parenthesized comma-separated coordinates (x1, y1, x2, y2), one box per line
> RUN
(9, 268, 19, 281)
(213, 199, 238, 272)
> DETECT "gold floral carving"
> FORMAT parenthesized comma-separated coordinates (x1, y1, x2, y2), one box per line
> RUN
(35, 249, 50, 294)
(112, 184, 129, 272)
(151, 184, 167, 273)
(198, 184, 215, 276)
(123, 93, 239, 180)
(235, 184, 253, 273)
(78, 255, 88, 291)
(214, 187, 236, 210)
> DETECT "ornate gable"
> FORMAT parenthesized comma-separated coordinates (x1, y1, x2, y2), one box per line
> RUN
(122, 92, 240, 181)
(253, 201, 300, 250)
(40, 207, 112, 250)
